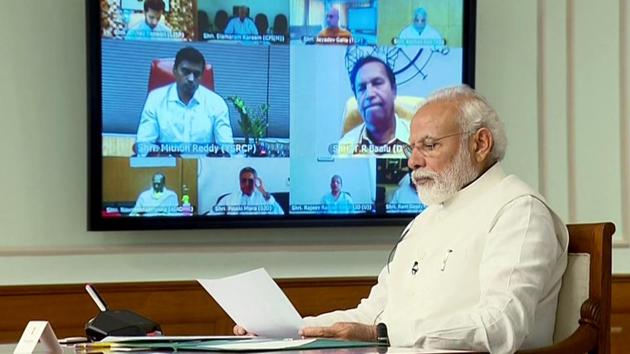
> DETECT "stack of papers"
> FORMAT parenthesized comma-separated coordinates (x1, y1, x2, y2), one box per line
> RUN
(83, 336, 379, 352)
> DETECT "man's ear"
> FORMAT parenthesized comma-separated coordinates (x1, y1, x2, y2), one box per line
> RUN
(471, 127, 493, 163)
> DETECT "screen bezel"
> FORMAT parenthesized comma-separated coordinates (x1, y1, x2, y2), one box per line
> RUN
(86, 0, 477, 231)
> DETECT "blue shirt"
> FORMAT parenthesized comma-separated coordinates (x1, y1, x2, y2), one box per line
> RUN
(224, 17, 258, 35)
(321, 192, 355, 214)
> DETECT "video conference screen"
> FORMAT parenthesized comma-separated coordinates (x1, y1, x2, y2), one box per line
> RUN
(87, 0, 475, 230)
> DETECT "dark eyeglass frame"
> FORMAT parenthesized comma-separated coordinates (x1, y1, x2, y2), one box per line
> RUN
(403, 131, 470, 158)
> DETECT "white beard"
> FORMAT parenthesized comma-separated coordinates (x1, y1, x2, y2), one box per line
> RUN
(412, 143, 480, 205)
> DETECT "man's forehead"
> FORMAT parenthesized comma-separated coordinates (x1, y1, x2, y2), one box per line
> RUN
(146, 9, 162, 16)
(411, 102, 459, 136)
(177, 60, 204, 70)
(357, 62, 388, 81)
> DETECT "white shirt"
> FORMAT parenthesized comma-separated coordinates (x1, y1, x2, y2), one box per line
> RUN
(136, 83, 234, 149)
(130, 187, 179, 216)
(224, 17, 258, 35)
(398, 24, 445, 49)
(338, 116, 410, 157)
(213, 190, 284, 215)
(321, 192, 354, 214)
(304, 163, 568, 354)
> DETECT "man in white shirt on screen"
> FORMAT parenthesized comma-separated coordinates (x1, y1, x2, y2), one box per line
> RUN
(397, 7, 447, 53)
(338, 56, 409, 157)
(236, 86, 568, 353)
(213, 167, 284, 216)
(135, 47, 234, 156)
(130, 172, 178, 216)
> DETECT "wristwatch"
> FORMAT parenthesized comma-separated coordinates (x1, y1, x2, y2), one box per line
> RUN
(376, 323, 389, 346)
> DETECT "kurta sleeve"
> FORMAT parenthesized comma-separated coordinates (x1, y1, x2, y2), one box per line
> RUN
(303, 264, 390, 327)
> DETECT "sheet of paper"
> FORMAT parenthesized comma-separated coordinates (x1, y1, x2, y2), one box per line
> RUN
(383, 348, 476, 353)
(194, 338, 317, 351)
(198, 268, 305, 338)
(102, 335, 253, 342)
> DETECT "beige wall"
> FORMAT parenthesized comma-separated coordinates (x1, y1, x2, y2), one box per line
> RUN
(0, 0, 628, 286)
(475, 0, 630, 267)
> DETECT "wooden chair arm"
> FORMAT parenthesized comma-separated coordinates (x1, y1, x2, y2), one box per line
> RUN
(517, 298, 600, 354)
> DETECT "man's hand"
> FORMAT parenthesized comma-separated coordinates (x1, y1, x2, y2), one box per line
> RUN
(299, 322, 377, 342)
(255, 177, 270, 200)
(233, 325, 256, 336)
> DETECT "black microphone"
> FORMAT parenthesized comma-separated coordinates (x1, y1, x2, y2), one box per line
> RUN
(411, 261, 419, 275)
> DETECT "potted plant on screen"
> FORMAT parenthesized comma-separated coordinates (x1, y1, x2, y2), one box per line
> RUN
(227, 96, 269, 156)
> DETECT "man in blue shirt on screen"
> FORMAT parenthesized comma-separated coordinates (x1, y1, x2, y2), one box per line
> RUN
(386, 172, 427, 214)
(135, 47, 234, 156)
(320, 175, 354, 214)
(224, 6, 258, 36)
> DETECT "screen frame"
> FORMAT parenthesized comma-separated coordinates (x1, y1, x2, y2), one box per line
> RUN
(86, 0, 477, 231)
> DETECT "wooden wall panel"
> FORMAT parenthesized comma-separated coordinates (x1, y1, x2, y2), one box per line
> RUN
(0, 278, 375, 343)
(611, 276, 630, 353)
(2, 276, 629, 352)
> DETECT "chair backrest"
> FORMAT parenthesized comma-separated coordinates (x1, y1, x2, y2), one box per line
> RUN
(147, 59, 214, 92)
(553, 223, 614, 353)
(341, 96, 425, 136)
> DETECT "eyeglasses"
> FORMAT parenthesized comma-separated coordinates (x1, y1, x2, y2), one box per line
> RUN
(240, 178, 255, 184)
(403, 131, 469, 158)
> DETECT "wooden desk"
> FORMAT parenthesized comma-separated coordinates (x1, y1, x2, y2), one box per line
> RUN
(0, 343, 482, 354)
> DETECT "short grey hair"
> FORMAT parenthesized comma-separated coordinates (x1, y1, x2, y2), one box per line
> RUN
(423, 85, 507, 162)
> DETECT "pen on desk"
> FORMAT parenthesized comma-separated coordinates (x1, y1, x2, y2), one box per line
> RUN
(85, 284, 108, 312)
(74, 342, 114, 350)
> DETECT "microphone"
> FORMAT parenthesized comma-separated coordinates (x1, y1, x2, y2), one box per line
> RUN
(411, 261, 419, 275)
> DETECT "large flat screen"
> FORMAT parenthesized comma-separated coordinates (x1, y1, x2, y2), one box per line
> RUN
(87, 0, 476, 230)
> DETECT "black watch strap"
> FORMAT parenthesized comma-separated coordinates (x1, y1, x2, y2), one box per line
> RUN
(376, 323, 389, 346)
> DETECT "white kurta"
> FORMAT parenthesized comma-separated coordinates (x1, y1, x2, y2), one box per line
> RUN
(130, 187, 179, 216)
(303, 163, 568, 354)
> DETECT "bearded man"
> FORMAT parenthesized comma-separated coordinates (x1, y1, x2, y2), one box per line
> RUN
(235, 86, 569, 353)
